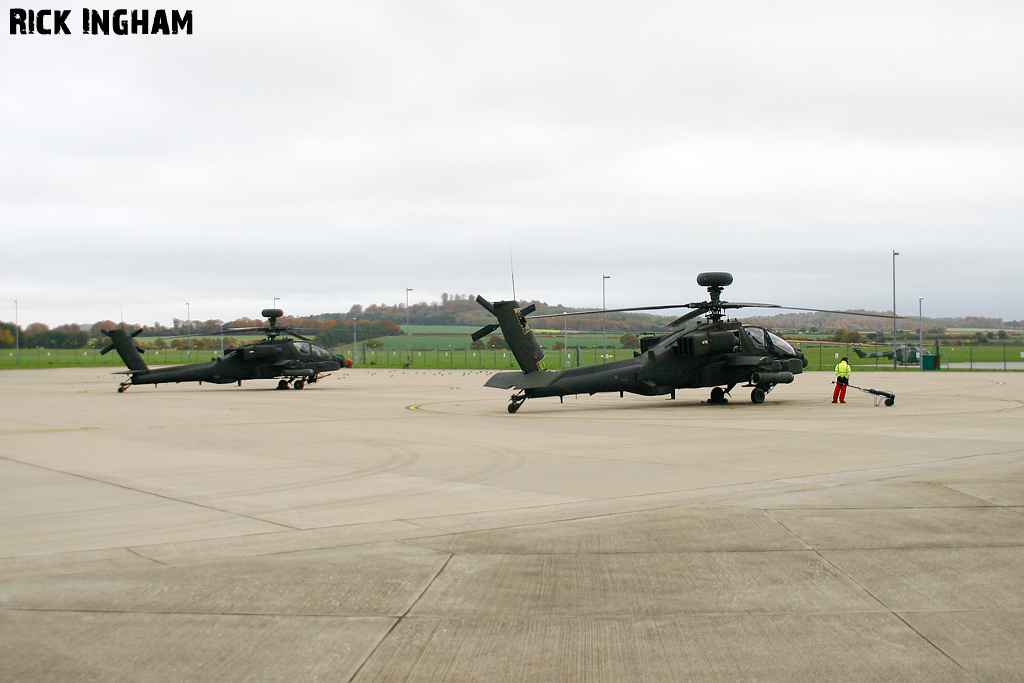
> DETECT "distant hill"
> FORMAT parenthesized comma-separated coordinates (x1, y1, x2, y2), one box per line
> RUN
(1, 294, 1020, 351)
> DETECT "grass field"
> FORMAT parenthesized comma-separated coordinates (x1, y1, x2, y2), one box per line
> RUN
(0, 348, 220, 370)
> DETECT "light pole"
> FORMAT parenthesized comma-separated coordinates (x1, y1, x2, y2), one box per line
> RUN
(918, 296, 924, 368)
(602, 274, 610, 363)
(405, 288, 413, 366)
(352, 317, 357, 366)
(186, 302, 191, 361)
(891, 251, 899, 370)
(13, 300, 19, 365)
(564, 312, 569, 367)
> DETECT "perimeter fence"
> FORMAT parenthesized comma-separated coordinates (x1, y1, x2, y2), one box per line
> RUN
(1, 340, 1022, 371)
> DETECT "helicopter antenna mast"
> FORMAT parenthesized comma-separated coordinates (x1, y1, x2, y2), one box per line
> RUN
(509, 243, 517, 302)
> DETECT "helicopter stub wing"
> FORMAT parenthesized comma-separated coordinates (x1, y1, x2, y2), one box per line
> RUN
(485, 370, 557, 390)
(723, 355, 772, 367)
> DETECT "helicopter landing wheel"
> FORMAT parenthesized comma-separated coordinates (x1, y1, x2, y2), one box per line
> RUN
(508, 393, 526, 413)
(750, 387, 766, 404)
(277, 380, 290, 390)
(709, 386, 728, 404)
(117, 386, 126, 393)
(885, 397, 895, 407)
(294, 380, 305, 390)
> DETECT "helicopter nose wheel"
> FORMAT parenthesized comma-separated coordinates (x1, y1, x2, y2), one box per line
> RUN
(277, 380, 290, 390)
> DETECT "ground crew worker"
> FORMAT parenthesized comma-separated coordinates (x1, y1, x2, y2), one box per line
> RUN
(833, 356, 851, 403)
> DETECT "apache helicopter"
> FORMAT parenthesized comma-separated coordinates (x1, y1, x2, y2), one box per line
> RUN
(102, 309, 350, 392)
(853, 344, 927, 365)
(473, 272, 895, 413)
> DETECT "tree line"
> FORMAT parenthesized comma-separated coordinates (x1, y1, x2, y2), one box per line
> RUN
(1, 298, 1021, 350)
(0, 322, 88, 349)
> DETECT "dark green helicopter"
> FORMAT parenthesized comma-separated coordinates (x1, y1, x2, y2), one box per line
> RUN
(473, 272, 895, 413)
(102, 309, 350, 392)
(853, 343, 928, 365)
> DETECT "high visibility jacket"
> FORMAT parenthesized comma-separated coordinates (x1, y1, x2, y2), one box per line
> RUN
(835, 360, 852, 378)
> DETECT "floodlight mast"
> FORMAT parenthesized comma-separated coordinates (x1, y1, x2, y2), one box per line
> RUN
(919, 296, 924, 369)
(564, 313, 568, 367)
(186, 302, 191, 362)
(405, 288, 413, 365)
(602, 275, 610, 363)
(892, 251, 899, 370)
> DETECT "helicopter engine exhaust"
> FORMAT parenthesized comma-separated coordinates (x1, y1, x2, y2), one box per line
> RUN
(750, 371, 795, 385)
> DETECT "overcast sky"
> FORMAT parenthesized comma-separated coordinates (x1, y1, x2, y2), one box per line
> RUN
(3, 1, 1022, 326)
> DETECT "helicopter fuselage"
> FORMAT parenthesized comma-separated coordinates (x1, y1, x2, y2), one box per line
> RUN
(104, 317, 349, 392)
(487, 319, 806, 401)
(124, 339, 344, 386)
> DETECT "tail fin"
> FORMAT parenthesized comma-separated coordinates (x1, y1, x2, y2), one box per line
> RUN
(101, 328, 150, 373)
(852, 347, 868, 358)
(473, 296, 546, 373)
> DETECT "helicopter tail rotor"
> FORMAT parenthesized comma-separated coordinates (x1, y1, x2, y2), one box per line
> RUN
(101, 327, 150, 373)
(473, 296, 546, 373)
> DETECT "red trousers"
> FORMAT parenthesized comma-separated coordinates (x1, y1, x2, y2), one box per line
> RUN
(832, 381, 848, 403)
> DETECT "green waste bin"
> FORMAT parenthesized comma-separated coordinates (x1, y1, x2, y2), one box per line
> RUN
(922, 354, 940, 370)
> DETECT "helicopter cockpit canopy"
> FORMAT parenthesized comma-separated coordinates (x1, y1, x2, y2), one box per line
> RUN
(744, 326, 798, 357)
(293, 340, 334, 360)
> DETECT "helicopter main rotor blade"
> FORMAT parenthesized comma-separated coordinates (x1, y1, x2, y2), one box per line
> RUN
(526, 301, 901, 323)
(666, 309, 704, 327)
(224, 326, 268, 333)
(767, 306, 902, 319)
(527, 303, 694, 320)
(719, 302, 782, 310)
